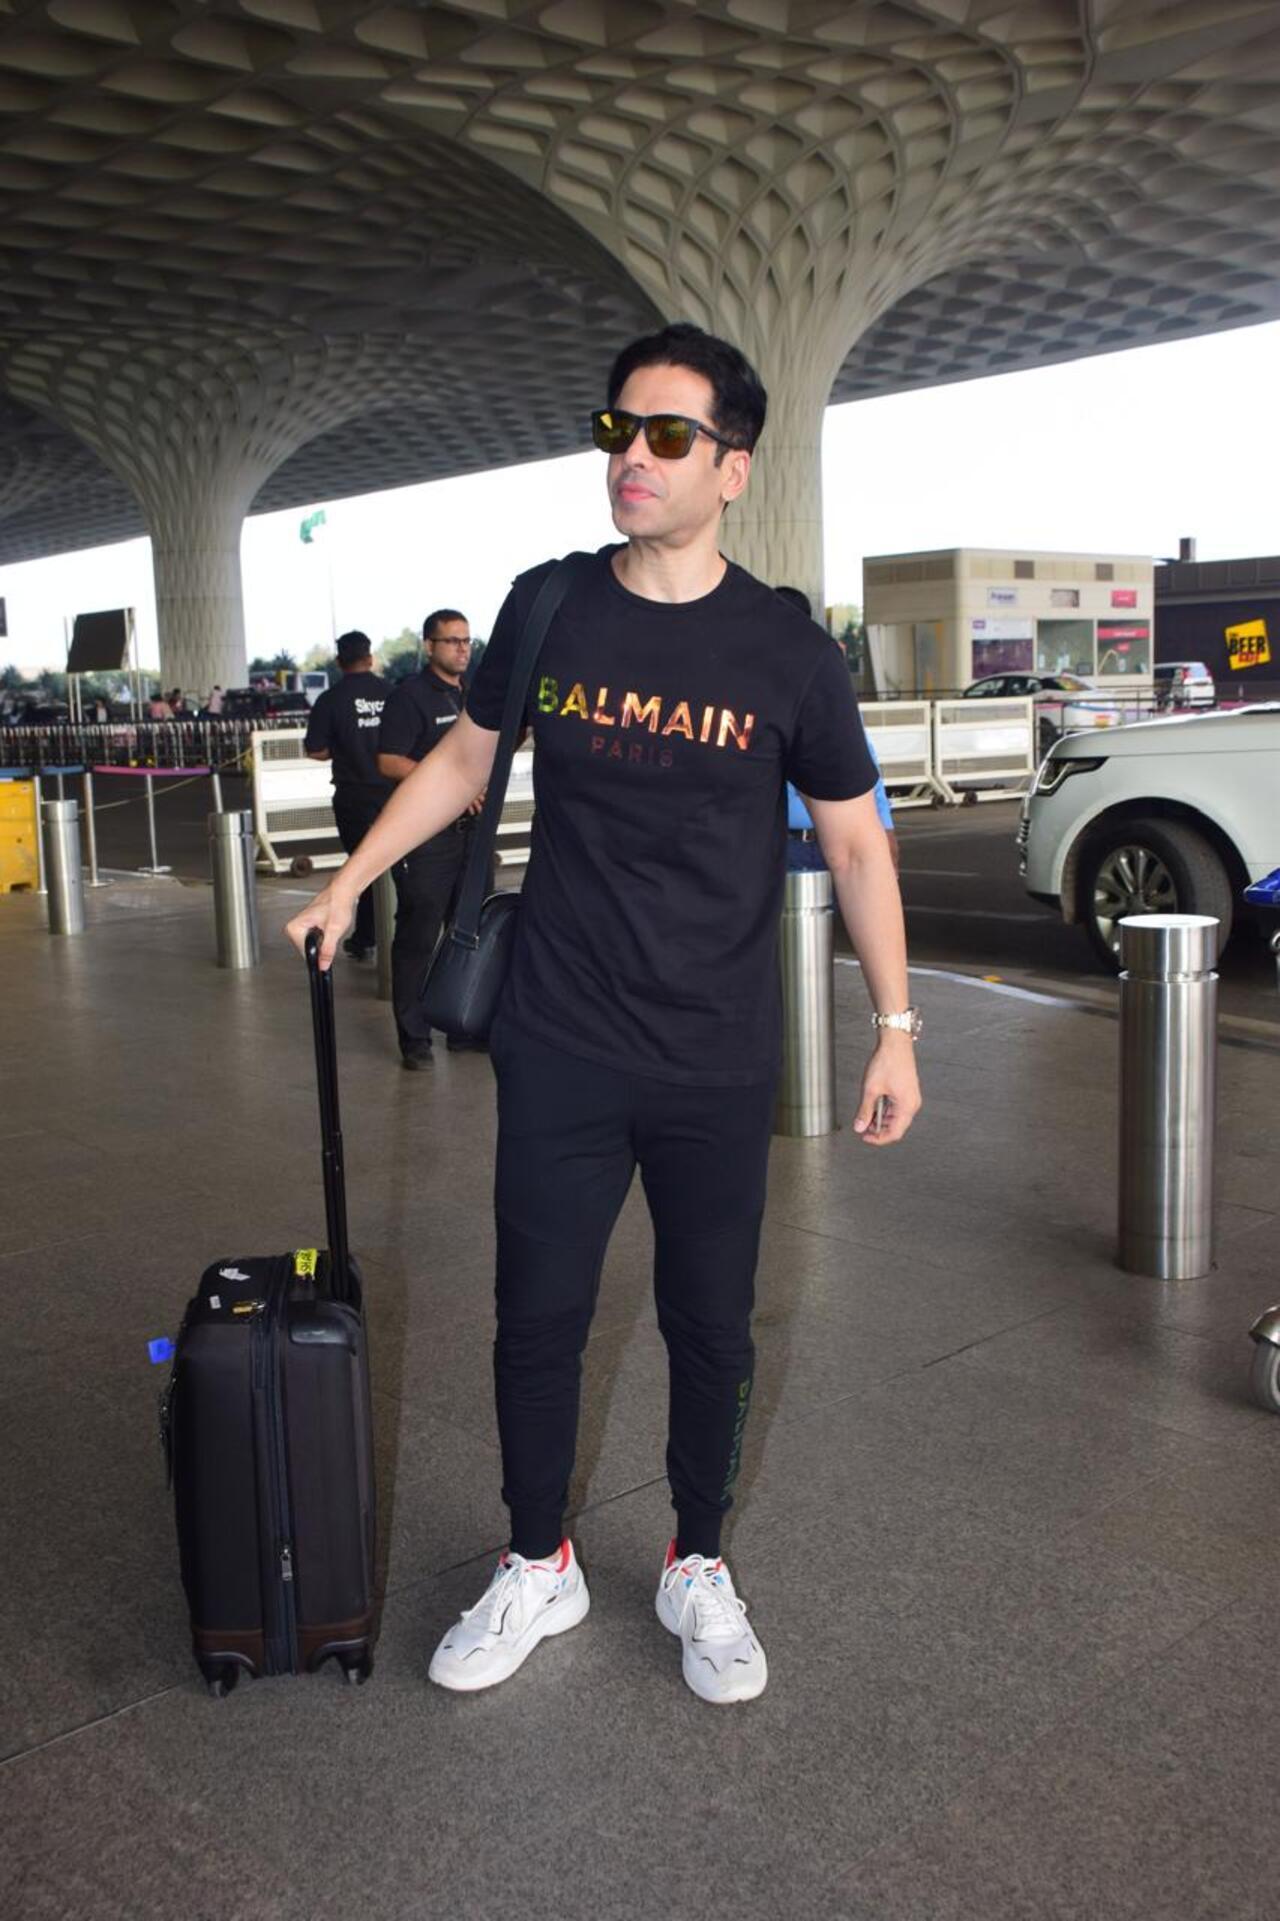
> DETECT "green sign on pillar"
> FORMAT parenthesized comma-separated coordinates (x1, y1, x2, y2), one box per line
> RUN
(300, 509, 327, 545)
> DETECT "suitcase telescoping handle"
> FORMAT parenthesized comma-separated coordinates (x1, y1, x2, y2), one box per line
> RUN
(304, 929, 353, 1304)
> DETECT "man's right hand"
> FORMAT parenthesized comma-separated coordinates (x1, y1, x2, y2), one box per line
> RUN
(285, 880, 357, 971)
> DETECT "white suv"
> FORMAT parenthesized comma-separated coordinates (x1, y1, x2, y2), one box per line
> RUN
(1019, 705, 1280, 967)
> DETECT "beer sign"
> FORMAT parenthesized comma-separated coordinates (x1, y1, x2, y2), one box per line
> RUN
(1225, 618, 1270, 670)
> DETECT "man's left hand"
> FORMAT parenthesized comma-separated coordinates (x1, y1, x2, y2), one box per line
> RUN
(851, 1035, 921, 1148)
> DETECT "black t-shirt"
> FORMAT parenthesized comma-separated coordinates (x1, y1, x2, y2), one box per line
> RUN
(378, 667, 466, 763)
(304, 671, 392, 795)
(466, 545, 876, 1086)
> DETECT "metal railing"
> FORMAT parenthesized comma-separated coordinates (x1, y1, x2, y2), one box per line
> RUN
(0, 718, 256, 774)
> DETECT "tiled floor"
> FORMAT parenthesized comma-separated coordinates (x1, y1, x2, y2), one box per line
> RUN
(2, 874, 1277, 1920)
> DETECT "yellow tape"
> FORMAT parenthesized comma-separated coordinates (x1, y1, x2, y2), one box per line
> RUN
(294, 1248, 319, 1278)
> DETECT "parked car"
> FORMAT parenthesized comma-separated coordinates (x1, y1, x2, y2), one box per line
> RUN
(1153, 660, 1215, 709)
(1019, 704, 1280, 967)
(964, 670, 1136, 756)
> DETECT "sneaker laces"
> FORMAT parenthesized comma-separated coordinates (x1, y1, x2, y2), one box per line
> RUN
(462, 1552, 536, 1636)
(666, 1555, 747, 1642)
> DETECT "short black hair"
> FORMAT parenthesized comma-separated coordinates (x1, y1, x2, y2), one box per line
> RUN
(606, 323, 767, 456)
(775, 586, 812, 618)
(423, 609, 467, 642)
(336, 629, 372, 665)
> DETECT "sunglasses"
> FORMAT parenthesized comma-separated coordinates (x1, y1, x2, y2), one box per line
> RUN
(591, 408, 736, 461)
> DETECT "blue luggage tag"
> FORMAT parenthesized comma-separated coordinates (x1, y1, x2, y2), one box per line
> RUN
(148, 1337, 176, 1365)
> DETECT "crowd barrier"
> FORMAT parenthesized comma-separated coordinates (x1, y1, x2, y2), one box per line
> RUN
(863, 697, 1036, 805)
(250, 728, 342, 875)
(1, 706, 1042, 847)
(0, 718, 256, 775)
(930, 697, 1036, 803)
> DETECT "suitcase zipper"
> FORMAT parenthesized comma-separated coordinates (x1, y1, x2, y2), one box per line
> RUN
(255, 1266, 300, 1675)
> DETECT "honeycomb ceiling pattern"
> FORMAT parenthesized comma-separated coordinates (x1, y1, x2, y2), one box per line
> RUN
(3, 0, 1280, 570)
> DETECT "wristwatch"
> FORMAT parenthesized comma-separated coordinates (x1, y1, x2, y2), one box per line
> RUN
(871, 1007, 923, 1041)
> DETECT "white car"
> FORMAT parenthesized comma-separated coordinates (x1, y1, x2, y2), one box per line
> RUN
(1019, 705, 1280, 966)
(964, 671, 1140, 755)
(1153, 661, 1215, 708)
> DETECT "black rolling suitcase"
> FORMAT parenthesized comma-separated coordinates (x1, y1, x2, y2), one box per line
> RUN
(162, 931, 376, 1696)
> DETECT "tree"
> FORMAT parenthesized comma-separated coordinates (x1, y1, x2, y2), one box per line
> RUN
(382, 648, 419, 684)
(300, 642, 340, 686)
(247, 651, 297, 679)
(0, 663, 23, 690)
(377, 627, 418, 667)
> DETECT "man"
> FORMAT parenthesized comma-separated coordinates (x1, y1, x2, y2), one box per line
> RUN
(304, 631, 391, 960)
(287, 324, 921, 1705)
(376, 609, 481, 1066)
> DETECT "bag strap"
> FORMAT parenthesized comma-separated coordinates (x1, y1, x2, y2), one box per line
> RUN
(448, 552, 590, 947)
(304, 929, 352, 1302)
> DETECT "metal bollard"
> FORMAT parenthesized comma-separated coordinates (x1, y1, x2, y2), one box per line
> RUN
(1117, 914, 1218, 1280)
(43, 798, 86, 936)
(140, 772, 169, 875)
(33, 773, 46, 896)
(374, 868, 396, 1002)
(775, 867, 836, 1137)
(209, 810, 260, 969)
(82, 770, 105, 887)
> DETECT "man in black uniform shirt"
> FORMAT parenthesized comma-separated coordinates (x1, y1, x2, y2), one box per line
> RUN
(289, 325, 921, 1705)
(304, 631, 390, 961)
(376, 609, 480, 1067)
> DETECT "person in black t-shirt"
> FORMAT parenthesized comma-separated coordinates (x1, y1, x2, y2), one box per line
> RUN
(287, 323, 921, 1707)
(376, 609, 482, 1066)
(304, 631, 391, 960)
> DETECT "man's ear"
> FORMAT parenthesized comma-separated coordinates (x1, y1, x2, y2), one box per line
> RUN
(720, 447, 752, 506)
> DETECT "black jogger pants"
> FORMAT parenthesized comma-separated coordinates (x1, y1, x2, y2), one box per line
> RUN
(490, 1025, 776, 1561)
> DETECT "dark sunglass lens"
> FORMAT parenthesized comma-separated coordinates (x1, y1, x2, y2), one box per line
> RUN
(646, 415, 696, 459)
(592, 410, 638, 454)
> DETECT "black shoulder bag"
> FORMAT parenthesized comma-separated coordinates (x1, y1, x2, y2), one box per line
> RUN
(417, 553, 587, 1042)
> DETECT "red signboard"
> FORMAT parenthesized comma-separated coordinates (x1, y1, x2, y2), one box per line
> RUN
(1110, 588, 1137, 608)
(1097, 622, 1147, 642)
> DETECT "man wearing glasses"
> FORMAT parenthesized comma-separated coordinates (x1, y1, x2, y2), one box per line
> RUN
(376, 609, 481, 1067)
(289, 324, 920, 1702)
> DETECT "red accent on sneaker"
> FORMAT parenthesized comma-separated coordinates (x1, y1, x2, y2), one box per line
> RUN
(664, 1540, 679, 1571)
(531, 1540, 571, 1573)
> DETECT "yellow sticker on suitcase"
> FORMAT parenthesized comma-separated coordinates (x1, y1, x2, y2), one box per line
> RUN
(294, 1248, 318, 1278)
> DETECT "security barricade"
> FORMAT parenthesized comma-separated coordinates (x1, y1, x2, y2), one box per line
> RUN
(250, 728, 342, 875)
(497, 747, 534, 868)
(930, 697, 1035, 803)
(861, 702, 935, 809)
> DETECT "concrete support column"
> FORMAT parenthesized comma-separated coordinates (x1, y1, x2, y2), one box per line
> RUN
(719, 364, 829, 615)
(145, 470, 256, 697)
(2, 332, 378, 701)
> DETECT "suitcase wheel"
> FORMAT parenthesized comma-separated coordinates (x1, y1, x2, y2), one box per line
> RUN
(201, 1660, 241, 1699)
(340, 1652, 373, 1687)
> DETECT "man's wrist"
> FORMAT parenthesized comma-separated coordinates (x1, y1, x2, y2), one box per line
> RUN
(870, 1005, 922, 1042)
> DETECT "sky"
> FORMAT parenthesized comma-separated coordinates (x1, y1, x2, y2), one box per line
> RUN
(2, 316, 1278, 678)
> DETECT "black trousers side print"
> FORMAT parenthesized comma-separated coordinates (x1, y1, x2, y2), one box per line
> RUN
(491, 1027, 776, 1561)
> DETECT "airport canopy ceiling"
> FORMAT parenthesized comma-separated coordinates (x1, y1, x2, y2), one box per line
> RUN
(3, 0, 1280, 564)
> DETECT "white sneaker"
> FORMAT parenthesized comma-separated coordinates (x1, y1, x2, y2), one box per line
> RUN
(655, 1542, 768, 1704)
(428, 1539, 589, 1692)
